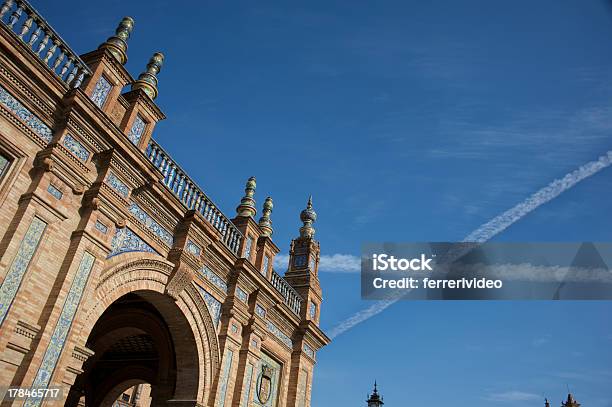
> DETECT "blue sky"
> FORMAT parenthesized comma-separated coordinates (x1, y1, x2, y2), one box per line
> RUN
(41, 1, 612, 406)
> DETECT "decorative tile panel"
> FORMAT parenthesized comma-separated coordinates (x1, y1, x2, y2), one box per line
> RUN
(262, 255, 269, 276)
(266, 321, 292, 349)
(200, 266, 228, 293)
(106, 172, 129, 198)
(0, 84, 52, 143)
(309, 302, 317, 319)
(298, 369, 309, 407)
(197, 286, 221, 326)
(0, 217, 47, 326)
(294, 254, 307, 267)
(231, 323, 239, 334)
(235, 286, 248, 303)
(26, 252, 96, 406)
(94, 221, 108, 234)
(90, 76, 112, 108)
(62, 134, 90, 161)
(254, 353, 281, 407)
(128, 114, 146, 146)
(244, 236, 253, 259)
(303, 343, 315, 358)
(128, 202, 174, 246)
(217, 349, 234, 407)
(108, 227, 158, 258)
(240, 362, 254, 407)
(47, 184, 62, 200)
(255, 304, 266, 318)
(186, 240, 201, 256)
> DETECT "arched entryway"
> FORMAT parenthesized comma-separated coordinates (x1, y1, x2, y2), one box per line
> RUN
(64, 254, 221, 407)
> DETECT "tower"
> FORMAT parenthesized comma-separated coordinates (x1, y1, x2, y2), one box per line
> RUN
(562, 394, 581, 407)
(284, 196, 322, 324)
(366, 381, 384, 407)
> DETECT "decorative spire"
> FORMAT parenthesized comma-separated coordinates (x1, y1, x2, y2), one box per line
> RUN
(366, 381, 383, 406)
(299, 196, 317, 239)
(99, 17, 134, 65)
(258, 196, 274, 236)
(131, 52, 164, 100)
(545, 399, 550, 407)
(236, 177, 257, 218)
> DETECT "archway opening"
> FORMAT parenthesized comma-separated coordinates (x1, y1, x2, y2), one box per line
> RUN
(66, 291, 200, 407)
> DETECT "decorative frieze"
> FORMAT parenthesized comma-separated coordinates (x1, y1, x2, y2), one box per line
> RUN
(108, 227, 157, 258)
(128, 202, 173, 247)
(94, 221, 108, 234)
(47, 184, 62, 200)
(197, 286, 221, 326)
(200, 266, 228, 293)
(105, 172, 129, 198)
(255, 304, 266, 318)
(62, 134, 90, 161)
(303, 343, 315, 359)
(186, 239, 201, 256)
(235, 286, 248, 303)
(266, 321, 292, 349)
(26, 252, 96, 406)
(0, 217, 47, 325)
(0, 84, 52, 143)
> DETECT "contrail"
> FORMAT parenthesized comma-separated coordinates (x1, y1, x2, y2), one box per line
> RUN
(328, 150, 612, 339)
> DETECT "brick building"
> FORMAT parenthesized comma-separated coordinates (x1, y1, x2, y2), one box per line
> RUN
(0, 1, 329, 406)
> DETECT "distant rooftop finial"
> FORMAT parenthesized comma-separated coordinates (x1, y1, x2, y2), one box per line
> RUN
(99, 16, 134, 65)
(236, 177, 257, 218)
(258, 196, 274, 237)
(299, 196, 317, 238)
(131, 52, 164, 99)
(545, 398, 550, 407)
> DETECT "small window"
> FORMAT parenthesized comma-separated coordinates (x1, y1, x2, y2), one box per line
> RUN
(121, 393, 130, 402)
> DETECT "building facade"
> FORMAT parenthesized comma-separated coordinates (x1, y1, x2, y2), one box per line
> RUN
(0, 1, 329, 406)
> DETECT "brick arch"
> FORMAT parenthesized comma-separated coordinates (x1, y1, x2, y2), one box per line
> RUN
(76, 252, 221, 405)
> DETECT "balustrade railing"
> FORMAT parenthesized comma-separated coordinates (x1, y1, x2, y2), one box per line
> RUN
(0, 0, 91, 88)
(145, 140, 244, 255)
(271, 269, 303, 315)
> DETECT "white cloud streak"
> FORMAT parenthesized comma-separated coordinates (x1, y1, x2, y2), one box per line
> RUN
(483, 391, 541, 402)
(275, 253, 360, 273)
(328, 151, 612, 339)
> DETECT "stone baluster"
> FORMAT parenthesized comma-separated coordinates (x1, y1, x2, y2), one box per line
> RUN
(65, 65, 77, 86)
(0, 0, 14, 19)
(27, 24, 39, 47)
(7, 2, 21, 29)
(18, 14, 31, 39)
(73, 64, 86, 88)
(52, 48, 65, 72)
(35, 31, 49, 55)
(59, 56, 73, 79)
(43, 40, 57, 64)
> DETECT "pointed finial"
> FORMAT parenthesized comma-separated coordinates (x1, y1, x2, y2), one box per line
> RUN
(258, 196, 274, 236)
(99, 17, 134, 65)
(236, 177, 257, 218)
(374, 380, 378, 394)
(545, 398, 550, 407)
(131, 52, 164, 100)
(299, 195, 317, 238)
